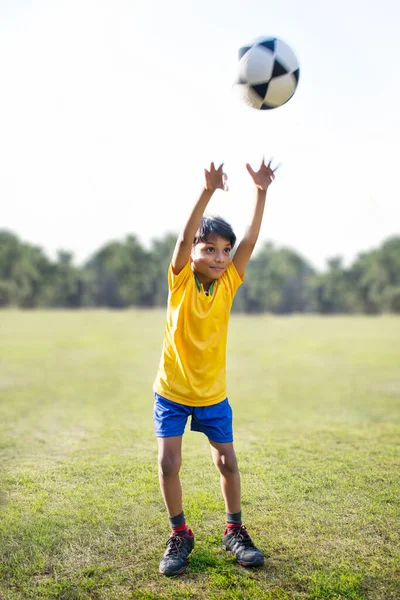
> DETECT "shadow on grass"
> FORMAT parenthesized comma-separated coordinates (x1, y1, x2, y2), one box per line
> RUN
(188, 547, 229, 573)
(185, 549, 369, 600)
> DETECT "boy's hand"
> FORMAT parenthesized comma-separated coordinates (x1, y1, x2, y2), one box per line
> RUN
(204, 162, 228, 192)
(246, 158, 277, 191)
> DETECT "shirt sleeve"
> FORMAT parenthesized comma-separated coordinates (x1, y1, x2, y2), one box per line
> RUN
(168, 261, 192, 291)
(223, 261, 244, 298)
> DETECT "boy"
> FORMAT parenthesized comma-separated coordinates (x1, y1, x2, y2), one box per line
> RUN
(153, 159, 276, 576)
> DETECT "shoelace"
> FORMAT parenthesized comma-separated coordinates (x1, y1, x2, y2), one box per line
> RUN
(230, 525, 255, 548)
(165, 534, 185, 556)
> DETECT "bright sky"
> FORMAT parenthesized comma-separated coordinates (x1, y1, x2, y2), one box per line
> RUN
(1, 0, 399, 270)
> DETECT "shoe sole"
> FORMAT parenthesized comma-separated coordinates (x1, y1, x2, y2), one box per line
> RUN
(160, 564, 187, 577)
(238, 558, 264, 567)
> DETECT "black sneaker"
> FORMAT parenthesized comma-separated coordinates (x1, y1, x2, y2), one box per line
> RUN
(223, 525, 264, 567)
(159, 529, 194, 576)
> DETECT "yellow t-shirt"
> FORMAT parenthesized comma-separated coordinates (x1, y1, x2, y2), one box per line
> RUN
(153, 261, 243, 406)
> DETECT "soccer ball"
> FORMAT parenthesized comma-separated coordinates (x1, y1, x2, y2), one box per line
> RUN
(234, 36, 300, 110)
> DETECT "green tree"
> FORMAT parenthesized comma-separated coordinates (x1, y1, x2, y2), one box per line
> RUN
(148, 234, 177, 307)
(87, 235, 153, 307)
(238, 242, 315, 314)
(0, 230, 52, 307)
(379, 236, 400, 286)
(315, 256, 359, 314)
(1, 229, 399, 313)
(348, 236, 400, 314)
(349, 249, 389, 314)
(43, 251, 88, 308)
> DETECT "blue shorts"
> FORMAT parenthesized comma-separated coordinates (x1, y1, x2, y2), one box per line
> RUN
(153, 393, 233, 443)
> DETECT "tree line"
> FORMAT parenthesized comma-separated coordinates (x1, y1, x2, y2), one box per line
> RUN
(1, 229, 399, 314)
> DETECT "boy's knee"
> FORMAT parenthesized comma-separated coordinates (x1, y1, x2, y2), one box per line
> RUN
(214, 452, 238, 475)
(158, 453, 181, 477)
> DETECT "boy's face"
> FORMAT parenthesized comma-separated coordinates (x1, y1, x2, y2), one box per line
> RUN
(190, 235, 232, 283)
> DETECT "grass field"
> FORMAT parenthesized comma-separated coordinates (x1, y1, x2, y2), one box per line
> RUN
(0, 310, 399, 600)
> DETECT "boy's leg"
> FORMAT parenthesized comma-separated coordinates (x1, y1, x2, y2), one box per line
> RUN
(154, 394, 190, 522)
(157, 435, 194, 576)
(157, 435, 184, 518)
(209, 439, 264, 567)
(209, 440, 241, 513)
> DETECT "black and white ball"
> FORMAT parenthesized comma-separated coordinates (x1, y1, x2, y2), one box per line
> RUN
(234, 36, 300, 110)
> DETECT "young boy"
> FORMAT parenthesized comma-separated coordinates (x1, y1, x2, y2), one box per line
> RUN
(153, 159, 276, 576)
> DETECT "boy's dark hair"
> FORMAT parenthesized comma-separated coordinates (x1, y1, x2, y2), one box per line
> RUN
(193, 216, 236, 248)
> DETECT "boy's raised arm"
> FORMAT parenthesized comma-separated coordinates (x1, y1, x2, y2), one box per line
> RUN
(233, 159, 276, 278)
(171, 162, 226, 274)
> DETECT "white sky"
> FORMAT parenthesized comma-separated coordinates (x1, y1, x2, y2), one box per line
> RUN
(0, 0, 399, 270)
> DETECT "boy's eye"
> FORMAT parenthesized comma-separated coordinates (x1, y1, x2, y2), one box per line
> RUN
(205, 247, 214, 252)
(224, 248, 231, 253)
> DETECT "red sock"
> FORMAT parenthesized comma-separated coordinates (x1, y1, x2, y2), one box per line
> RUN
(172, 523, 194, 538)
(172, 522, 188, 534)
(225, 522, 242, 535)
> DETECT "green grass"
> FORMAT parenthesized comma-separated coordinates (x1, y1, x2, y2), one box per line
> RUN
(0, 311, 399, 600)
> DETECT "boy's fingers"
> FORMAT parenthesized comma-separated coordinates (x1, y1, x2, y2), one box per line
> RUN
(246, 163, 255, 176)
